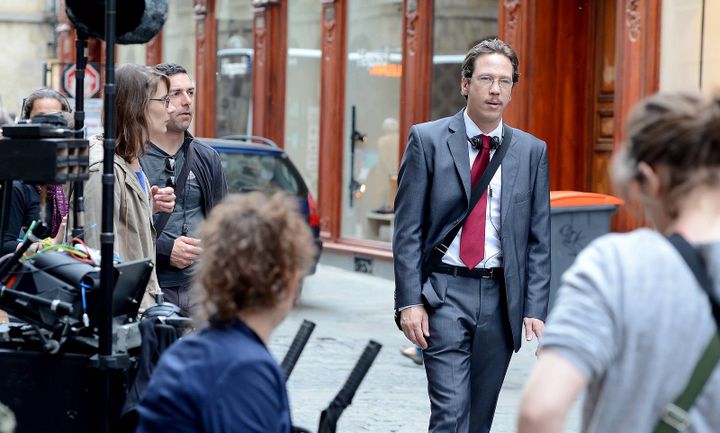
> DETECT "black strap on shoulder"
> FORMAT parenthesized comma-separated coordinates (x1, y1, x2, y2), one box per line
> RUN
(154, 140, 193, 236)
(667, 234, 720, 327)
(424, 124, 513, 276)
(652, 234, 720, 433)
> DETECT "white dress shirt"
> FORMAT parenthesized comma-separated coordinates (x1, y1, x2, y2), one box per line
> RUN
(441, 110, 503, 269)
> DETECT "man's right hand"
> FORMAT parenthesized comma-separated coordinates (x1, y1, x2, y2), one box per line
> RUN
(170, 236, 202, 269)
(400, 305, 430, 349)
(151, 185, 176, 214)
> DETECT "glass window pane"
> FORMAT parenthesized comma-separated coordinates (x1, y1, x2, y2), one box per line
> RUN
(215, 0, 254, 137)
(162, 0, 197, 134)
(163, 0, 196, 76)
(341, 0, 403, 242)
(431, 0, 498, 120)
(220, 152, 302, 195)
(284, 0, 322, 199)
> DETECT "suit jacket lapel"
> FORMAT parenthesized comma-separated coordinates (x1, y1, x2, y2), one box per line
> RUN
(447, 110, 471, 202)
(501, 130, 520, 226)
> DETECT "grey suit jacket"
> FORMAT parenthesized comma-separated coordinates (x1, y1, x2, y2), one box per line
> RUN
(392, 110, 551, 351)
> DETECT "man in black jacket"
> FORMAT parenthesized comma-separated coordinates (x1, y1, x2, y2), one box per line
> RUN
(141, 63, 228, 315)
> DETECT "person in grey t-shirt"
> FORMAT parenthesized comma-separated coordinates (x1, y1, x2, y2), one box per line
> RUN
(518, 91, 720, 433)
(141, 63, 227, 316)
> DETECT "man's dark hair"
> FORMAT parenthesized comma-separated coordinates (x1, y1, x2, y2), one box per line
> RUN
(461, 38, 520, 84)
(153, 63, 189, 78)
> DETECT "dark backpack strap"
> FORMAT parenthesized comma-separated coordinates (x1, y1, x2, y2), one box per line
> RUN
(423, 124, 513, 278)
(667, 234, 720, 327)
(153, 141, 193, 236)
(653, 234, 720, 433)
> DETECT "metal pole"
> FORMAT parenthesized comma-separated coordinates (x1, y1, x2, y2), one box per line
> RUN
(0, 180, 13, 254)
(72, 31, 88, 239)
(349, 105, 357, 207)
(99, 0, 116, 431)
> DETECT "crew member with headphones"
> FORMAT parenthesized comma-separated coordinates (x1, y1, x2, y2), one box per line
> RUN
(21, 88, 71, 121)
(1, 88, 71, 256)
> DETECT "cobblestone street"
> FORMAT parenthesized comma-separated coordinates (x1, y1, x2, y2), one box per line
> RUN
(269, 265, 580, 433)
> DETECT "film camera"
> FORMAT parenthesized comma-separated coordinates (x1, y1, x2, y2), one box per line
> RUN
(1, 109, 181, 325)
(0, 114, 160, 433)
(0, 112, 88, 184)
(0, 2, 176, 432)
(0, 112, 156, 346)
(0, 112, 91, 336)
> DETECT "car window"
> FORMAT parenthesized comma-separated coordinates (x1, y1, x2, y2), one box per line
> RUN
(219, 152, 302, 195)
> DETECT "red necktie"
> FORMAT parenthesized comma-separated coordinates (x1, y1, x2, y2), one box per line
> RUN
(459, 134, 491, 269)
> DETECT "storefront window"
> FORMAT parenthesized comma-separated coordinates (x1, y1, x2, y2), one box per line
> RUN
(162, 0, 196, 76)
(284, 0, 322, 199)
(215, 0, 254, 137)
(162, 0, 196, 134)
(340, 1, 403, 243)
(660, 0, 720, 93)
(431, 0, 498, 120)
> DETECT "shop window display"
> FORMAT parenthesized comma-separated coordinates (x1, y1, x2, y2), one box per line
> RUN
(340, 1, 403, 243)
(215, 0, 254, 137)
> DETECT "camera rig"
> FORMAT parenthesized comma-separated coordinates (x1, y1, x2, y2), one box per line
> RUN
(0, 3, 146, 432)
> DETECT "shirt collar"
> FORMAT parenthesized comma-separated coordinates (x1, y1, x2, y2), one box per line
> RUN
(463, 109, 503, 139)
(183, 130, 194, 146)
(148, 132, 193, 157)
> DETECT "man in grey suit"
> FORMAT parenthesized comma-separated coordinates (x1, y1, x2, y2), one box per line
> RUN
(393, 38, 550, 433)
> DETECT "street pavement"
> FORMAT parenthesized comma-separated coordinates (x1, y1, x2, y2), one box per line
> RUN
(269, 264, 581, 433)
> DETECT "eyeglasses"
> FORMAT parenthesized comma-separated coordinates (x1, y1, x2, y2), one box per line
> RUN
(165, 156, 176, 188)
(149, 95, 171, 108)
(476, 75, 513, 90)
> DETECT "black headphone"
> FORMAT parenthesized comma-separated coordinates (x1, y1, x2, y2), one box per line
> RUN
(468, 135, 501, 151)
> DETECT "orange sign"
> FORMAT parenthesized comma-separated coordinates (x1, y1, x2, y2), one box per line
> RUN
(369, 64, 402, 77)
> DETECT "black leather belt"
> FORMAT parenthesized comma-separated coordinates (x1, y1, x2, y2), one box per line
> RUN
(433, 263, 503, 280)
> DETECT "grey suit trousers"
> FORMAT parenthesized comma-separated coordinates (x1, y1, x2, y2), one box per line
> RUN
(423, 272, 513, 433)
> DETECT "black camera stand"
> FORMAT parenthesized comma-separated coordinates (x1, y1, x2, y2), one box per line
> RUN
(0, 2, 128, 432)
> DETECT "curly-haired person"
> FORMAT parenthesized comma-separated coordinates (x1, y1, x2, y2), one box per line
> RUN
(136, 191, 317, 433)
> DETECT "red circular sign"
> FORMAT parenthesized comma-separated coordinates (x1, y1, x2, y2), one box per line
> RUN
(63, 64, 101, 98)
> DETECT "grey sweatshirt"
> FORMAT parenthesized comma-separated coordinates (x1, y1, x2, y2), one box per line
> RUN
(542, 229, 720, 433)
